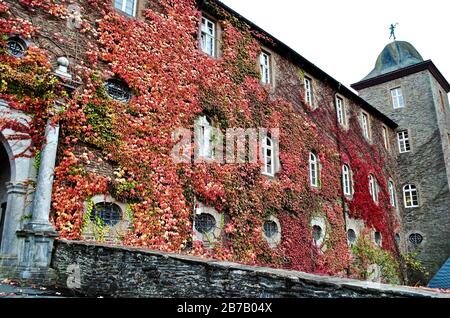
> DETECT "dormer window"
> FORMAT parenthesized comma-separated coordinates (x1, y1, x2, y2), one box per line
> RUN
(114, 0, 137, 17)
(200, 17, 216, 57)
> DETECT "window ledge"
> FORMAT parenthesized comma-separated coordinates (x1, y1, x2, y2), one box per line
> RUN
(114, 9, 137, 19)
(262, 172, 276, 179)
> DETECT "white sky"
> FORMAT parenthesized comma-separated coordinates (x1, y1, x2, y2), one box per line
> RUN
(220, 0, 450, 91)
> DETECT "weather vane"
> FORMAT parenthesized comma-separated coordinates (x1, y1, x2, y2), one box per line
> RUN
(389, 23, 399, 41)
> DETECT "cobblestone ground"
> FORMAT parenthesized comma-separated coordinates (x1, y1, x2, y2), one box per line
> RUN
(0, 279, 73, 298)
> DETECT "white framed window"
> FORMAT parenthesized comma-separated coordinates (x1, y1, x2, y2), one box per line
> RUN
(114, 0, 137, 17)
(361, 112, 370, 140)
(388, 180, 396, 207)
(197, 116, 213, 159)
(309, 152, 319, 187)
(391, 87, 405, 109)
(336, 96, 345, 126)
(397, 130, 411, 153)
(304, 76, 313, 105)
(369, 174, 379, 203)
(382, 125, 389, 150)
(403, 184, 419, 208)
(262, 136, 275, 177)
(259, 52, 271, 85)
(200, 17, 216, 57)
(342, 164, 352, 196)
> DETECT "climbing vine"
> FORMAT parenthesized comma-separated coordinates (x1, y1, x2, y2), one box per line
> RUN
(0, 0, 401, 281)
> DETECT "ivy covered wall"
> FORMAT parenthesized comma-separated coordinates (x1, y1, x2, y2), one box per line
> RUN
(0, 0, 404, 283)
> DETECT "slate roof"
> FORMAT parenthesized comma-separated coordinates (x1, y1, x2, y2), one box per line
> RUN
(429, 258, 450, 289)
(363, 41, 424, 81)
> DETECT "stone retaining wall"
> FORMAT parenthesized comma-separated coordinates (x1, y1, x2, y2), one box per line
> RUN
(50, 240, 449, 298)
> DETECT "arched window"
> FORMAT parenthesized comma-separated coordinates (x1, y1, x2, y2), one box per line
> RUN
(312, 225, 323, 245)
(6, 37, 27, 58)
(403, 184, 419, 208)
(309, 152, 319, 187)
(259, 52, 271, 84)
(104, 79, 131, 102)
(388, 180, 396, 207)
(262, 137, 275, 176)
(374, 232, 382, 246)
(335, 95, 345, 126)
(395, 234, 401, 246)
(194, 213, 216, 234)
(90, 202, 122, 226)
(368, 174, 379, 203)
(347, 229, 356, 246)
(263, 220, 278, 238)
(342, 164, 352, 196)
(197, 116, 213, 159)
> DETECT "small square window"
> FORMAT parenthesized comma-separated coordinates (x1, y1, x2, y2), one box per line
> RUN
(397, 130, 411, 153)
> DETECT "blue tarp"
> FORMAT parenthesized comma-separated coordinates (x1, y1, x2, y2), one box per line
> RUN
(428, 258, 450, 289)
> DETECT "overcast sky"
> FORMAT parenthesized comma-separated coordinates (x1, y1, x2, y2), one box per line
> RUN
(220, 0, 450, 91)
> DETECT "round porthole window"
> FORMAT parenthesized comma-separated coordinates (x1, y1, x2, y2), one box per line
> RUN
(90, 202, 122, 226)
(194, 213, 216, 234)
(6, 37, 27, 58)
(409, 233, 423, 245)
(347, 229, 356, 245)
(263, 220, 278, 238)
(104, 79, 131, 103)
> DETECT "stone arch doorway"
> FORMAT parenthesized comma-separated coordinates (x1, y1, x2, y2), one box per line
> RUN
(0, 134, 12, 250)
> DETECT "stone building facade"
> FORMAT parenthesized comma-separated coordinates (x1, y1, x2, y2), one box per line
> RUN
(352, 42, 450, 280)
(0, 0, 445, 286)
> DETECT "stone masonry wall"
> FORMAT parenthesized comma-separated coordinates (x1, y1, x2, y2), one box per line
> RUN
(359, 71, 450, 280)
(50, 240, 448, 298)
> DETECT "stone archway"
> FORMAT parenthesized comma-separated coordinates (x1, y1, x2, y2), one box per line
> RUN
(0, 126, 33, 265)
(0, 137, 11, 249)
